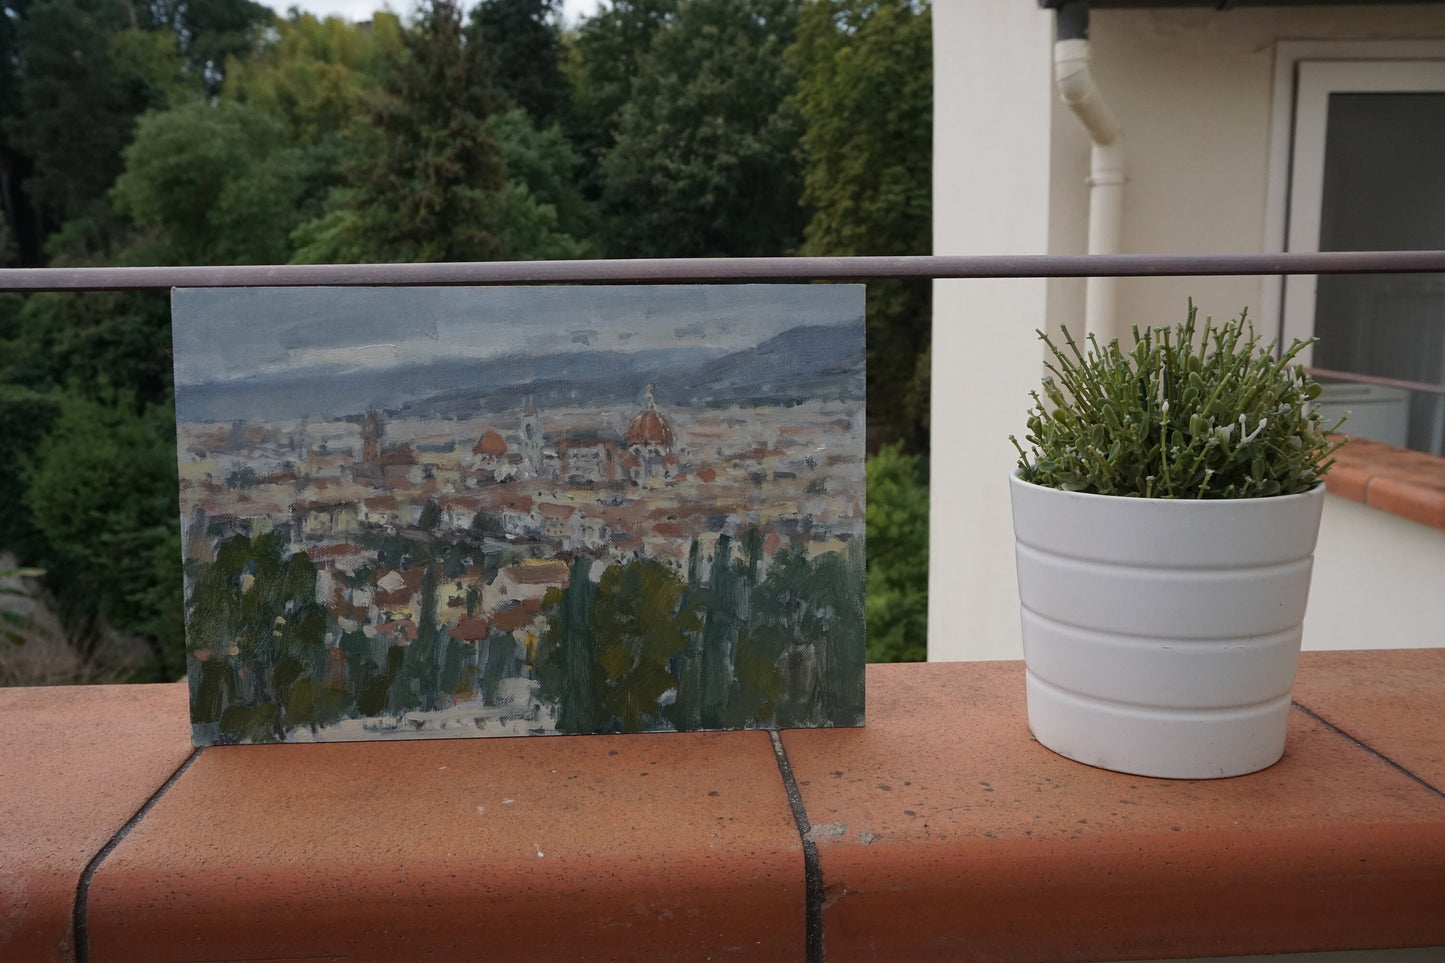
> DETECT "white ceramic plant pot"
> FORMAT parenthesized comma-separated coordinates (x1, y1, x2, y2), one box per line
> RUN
(1009, 471, 1327, 779)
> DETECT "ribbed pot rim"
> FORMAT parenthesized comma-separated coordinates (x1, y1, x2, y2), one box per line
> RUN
(1009, 468, 1327, 505)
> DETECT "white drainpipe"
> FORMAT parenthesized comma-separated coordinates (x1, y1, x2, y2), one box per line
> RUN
(1054, 34, 1126, 344)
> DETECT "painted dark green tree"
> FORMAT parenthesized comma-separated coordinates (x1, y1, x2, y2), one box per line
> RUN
(536, 555, 601, 734)
(185, 533, 333, 742)
(591, 558, 697, 733)
(753, 542, 865, 728)
(809, 540, 867, 725)
(480, 631, 521, 706)
(417, 498, 442, 532)
(726, 532, 793, 729)
(667, 539, 708, 731)
(439, 634, 480, 701)
(697, 533, 742, 729)
(401, 565, 443, 711)
(339, 626, 390, 717)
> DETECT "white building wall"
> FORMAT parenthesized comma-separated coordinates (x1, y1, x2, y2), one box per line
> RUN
(929, 0, 1057, 661)
(1089, 6, 1445, 330)
(931, 4, 1445, 661)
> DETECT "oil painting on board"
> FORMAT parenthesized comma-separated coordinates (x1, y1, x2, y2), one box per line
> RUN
(172, 285, 866, 745)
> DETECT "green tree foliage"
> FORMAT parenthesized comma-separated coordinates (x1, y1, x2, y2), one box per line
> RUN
(143, 0, 273, 94)
(222, 11, 400, 141)
(864, 444, 928, 663)
(488, 109, 597, 255)
(0, 0, 38, 265)
(113, 101, 315, 265)
(0, 0, 933, 690)
(107, 12, 401, 266)
(2, 0, 268, 261)
(599, 0, 807, 257)
(468, 0, 569, 127)
(0, 287, 180, 680)
(289, 4, 589, 264)
(1, 292, 173, 405)
(208, 12, 402, 263)
(791, 0, 930, 257)
(1, 564, 47, 648)
(791, 0, 932, 450)
(0, 384, 59, 557)
(566, 0, 680, 188)
(9, 0, 171, 234)
(24, 390, 182, 677)
(292, 0, 511, 263)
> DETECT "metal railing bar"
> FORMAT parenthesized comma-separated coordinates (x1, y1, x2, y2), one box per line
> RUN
(1304, 367, 1445, 398)
(2, 250, 1445, 292)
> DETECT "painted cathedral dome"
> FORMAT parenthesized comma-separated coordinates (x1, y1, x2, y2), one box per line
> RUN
(473, 428, 508, 457)
(625, 387, 674, 448)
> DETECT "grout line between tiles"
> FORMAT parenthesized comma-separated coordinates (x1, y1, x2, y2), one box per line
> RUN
(1292, 702, 1444, 799)
(770, 730, 826, 963)
(73, 747, 202, 963)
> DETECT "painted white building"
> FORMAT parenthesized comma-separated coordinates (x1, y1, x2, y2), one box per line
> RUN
(930, 1, 1445, 661)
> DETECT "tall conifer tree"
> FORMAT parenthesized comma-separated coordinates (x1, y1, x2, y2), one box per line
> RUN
(298, 0, 509, 262)
(468, 0, 569, 127)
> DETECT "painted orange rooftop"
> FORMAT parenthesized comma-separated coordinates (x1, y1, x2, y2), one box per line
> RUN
(3, 651, 1443, 962)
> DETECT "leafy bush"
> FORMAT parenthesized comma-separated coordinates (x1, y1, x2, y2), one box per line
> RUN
(1013, 302, 1344, 499)
(865, 444, 928, 662)
(24, 390, 183, 678)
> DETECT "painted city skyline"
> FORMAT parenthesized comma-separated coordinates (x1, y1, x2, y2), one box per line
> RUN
(173, 285, 866, 745)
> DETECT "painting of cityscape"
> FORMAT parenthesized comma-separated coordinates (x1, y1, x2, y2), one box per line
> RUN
(172, 285, 866, 745)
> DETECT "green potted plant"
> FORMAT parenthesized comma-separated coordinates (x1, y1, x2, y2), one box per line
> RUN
(1009, 302, 1344, 779)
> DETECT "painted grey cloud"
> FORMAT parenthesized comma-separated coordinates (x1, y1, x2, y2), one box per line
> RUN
(172, 284, 865, 387)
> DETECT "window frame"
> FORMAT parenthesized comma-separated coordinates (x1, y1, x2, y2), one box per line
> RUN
(1262, 40, 1445, 354)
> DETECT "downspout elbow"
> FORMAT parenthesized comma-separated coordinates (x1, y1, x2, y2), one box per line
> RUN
(1053, 24, 1126, 343)
(1054, 38, 1122, 149)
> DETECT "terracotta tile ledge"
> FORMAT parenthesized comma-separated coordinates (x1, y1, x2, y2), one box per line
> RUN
(1325, 436, 1445, 530)
(2, 652, 1443, 963)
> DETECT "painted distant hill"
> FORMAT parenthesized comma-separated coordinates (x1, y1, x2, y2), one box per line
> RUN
(176, 323, 864, 423)
(669, 324, 864, 407)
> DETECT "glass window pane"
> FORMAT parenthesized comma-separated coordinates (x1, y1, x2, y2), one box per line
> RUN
(1313, 92, 1445, 455)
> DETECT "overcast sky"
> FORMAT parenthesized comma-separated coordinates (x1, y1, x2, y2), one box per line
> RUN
(261, 0, 601, 26)
(172, 285, 864, 386)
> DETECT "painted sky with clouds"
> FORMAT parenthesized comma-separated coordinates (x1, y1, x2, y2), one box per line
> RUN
(172, 285, 864, 386)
